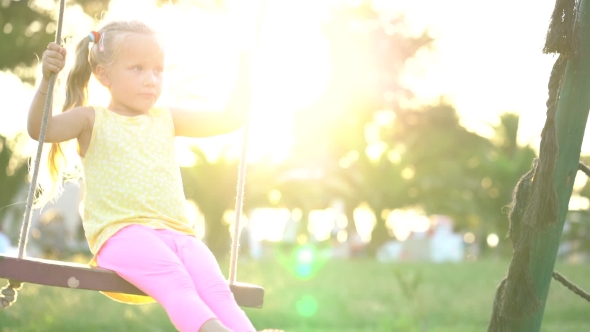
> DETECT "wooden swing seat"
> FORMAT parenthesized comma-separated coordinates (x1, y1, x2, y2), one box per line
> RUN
(0, 254, 264, 308)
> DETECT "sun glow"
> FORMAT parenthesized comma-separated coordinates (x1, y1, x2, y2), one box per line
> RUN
(87, 0, 331, 165)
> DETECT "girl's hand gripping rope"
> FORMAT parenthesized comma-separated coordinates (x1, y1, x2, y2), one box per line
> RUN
(42, 42, 67, 81)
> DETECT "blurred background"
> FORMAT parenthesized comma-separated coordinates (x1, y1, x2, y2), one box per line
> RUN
(1, 0, 590, 331)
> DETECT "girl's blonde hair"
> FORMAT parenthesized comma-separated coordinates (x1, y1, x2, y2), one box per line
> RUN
(39, 20, 156, 207)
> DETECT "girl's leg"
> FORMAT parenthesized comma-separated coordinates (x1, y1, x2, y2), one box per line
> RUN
(170, 231, 256, 332)
(96, 225, 220, 332)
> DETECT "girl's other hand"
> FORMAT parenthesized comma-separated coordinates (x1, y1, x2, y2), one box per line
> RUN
(42, 42, 67, 80)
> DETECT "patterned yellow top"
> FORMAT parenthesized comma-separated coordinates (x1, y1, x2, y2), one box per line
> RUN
(82, 106, 196, 304)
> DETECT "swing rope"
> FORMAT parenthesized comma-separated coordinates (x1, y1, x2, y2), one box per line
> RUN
(17, 1, 65, 261)
(229, 0, 267, 285)
(0, 0, 66, 310)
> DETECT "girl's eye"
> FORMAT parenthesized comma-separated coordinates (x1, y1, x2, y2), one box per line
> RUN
(133, 66, 142, 71)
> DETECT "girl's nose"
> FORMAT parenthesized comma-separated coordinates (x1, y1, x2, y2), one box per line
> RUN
(144, 72, 157, 86)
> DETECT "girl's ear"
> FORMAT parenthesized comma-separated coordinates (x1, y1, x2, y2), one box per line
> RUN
(95, 64, 111, 87)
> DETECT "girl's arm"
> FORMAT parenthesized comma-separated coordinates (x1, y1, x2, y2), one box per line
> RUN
(28, 43, 91, 142)
(170, 52, 252, 138)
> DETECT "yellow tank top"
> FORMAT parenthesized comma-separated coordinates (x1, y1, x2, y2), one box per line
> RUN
(82, 106, 196, 304)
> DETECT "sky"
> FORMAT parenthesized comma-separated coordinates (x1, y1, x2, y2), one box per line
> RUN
(0, 0, 586, 159)
(386, 0, 559, 146)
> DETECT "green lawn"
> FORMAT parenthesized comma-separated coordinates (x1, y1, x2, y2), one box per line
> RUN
(1, 258, 589, 331)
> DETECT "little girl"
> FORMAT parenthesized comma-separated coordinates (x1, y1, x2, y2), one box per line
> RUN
(29, 20, 256, 332)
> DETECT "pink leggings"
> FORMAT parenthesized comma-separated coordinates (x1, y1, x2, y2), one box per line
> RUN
(96, 225, 255, 332)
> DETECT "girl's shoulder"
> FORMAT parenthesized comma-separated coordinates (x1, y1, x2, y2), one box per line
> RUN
(70, 105, 96, 115)
(71, 106, 96, 125)
(60, 105, 95, 124)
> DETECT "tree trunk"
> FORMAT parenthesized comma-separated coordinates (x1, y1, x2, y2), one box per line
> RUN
(367, 206, 388, 256)
(204, 207, 230, 260)
(345, 202, 358, 235)
(507, 2, 590, 330)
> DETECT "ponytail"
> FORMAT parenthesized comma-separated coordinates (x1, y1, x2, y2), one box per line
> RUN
(39, 36, 92, 206)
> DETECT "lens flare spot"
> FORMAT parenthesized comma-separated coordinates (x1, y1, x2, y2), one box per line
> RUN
(297, 247, 314, 264)
(277, 244, 328, 280)
(296, 263, 313, 279)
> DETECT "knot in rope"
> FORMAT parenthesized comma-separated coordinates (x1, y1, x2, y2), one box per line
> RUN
(0, 280, 23, 310)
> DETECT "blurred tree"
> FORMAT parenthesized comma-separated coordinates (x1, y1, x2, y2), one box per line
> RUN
(0, 134, 29, 235)
(1, 0, 56, 76)
(0, 0, 109, 82)
(390, 103, 490, 250)
(560, 210, 590, 258)
(566, 156, 590, 256)
(289, 1, 432, 253)
(181, 144, 293, 258)
(290, 2, 535, 254)
(475, 113, 536, 253)
(243, 162, 284, 209)
(273, 161, 355, 243)
(180, 146, 241, 259)
(575, 155, 590, 200)
(393, 108, 536, 254)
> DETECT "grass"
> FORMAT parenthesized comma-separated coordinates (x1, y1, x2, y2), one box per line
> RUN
(1, 256, 589, 331)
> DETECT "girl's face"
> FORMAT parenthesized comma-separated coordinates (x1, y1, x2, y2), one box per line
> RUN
(103, 33, 164, 115)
